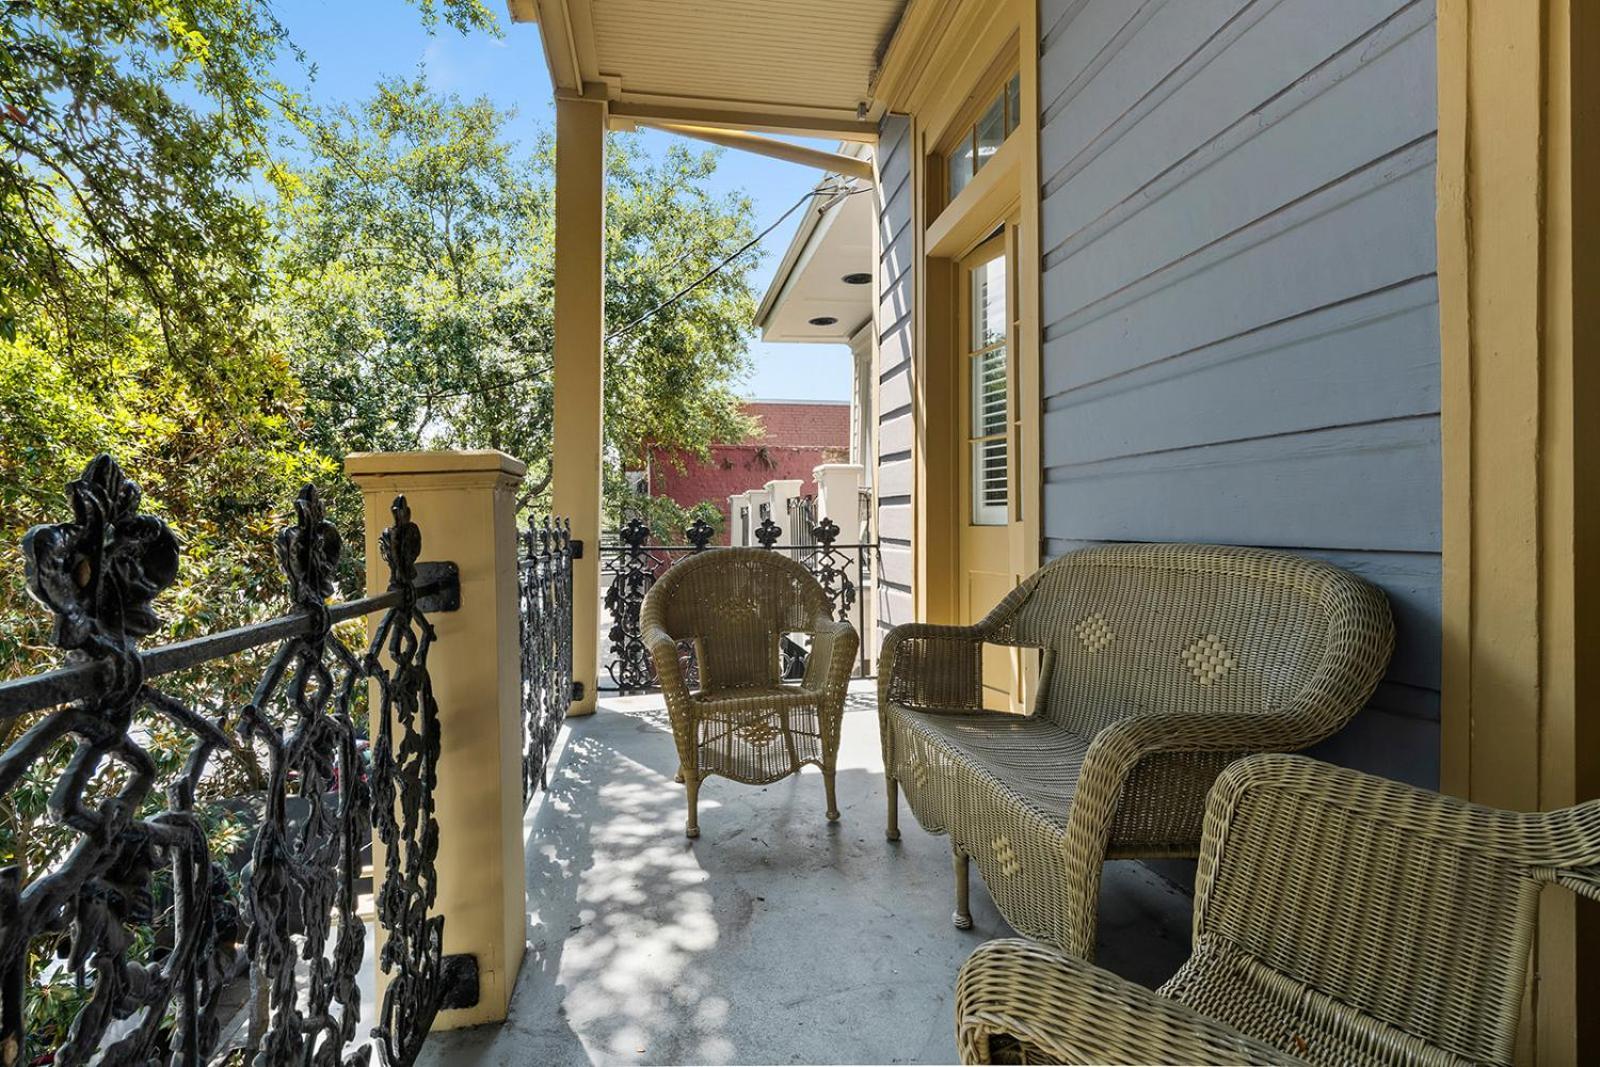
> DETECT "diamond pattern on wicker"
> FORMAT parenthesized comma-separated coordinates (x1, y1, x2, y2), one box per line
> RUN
(991, 835, 1021, 877)
(1182, 633, 1238, 686)
(736, 719, 781, 746)
(1073, 612, 1115, 652)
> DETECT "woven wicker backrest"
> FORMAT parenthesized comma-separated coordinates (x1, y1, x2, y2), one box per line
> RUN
(645, 548, 833, 691)
(987, 543, 1390, 737)
(1190, 755, 1600, 1065)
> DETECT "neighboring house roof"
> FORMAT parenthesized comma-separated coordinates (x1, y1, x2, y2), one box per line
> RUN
(753, 144, 876, 345)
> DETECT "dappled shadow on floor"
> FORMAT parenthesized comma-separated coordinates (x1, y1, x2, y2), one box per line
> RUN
(418, 683, 1191, 1066)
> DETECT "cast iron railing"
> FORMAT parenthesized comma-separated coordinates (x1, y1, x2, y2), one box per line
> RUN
(600, 514, 873, 693)
(518, 518, 574, 805)
(0, 455, 454, 1066)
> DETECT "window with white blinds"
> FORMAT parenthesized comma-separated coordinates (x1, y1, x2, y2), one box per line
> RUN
(968, 254, 1009, 525)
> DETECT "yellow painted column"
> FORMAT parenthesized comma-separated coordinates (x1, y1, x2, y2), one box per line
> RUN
(1437, 2, 1598, 1060)
(554, 91, 607, 716)
(346, 450, 527, 1029)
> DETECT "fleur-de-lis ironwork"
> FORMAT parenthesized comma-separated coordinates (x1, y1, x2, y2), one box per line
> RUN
(753, 518, 782, 548)
(2, 455, 231, 1066)
(685, 517, 715, 551)
(597, 508, 873, 693)
(239, 484, 370, 1065)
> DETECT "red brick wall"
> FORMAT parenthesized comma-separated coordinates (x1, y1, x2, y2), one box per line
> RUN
(648, 402, 850, 543)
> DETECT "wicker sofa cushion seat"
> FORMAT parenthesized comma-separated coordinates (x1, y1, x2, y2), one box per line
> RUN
(890, 710, 1091, 833)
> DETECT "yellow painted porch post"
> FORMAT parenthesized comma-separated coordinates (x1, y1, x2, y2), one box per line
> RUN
(553, 90, 606, 716)
(1437, 1, 1598, 1060)
(345, 450, 527, 1029)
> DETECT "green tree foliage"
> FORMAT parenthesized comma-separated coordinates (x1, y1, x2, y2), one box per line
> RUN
(274, 78, 757, 511)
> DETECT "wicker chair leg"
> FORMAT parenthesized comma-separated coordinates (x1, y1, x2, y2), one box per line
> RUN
(684, 775, 701, 839)
(823, 768, 841, 822)
(953, 849, 974, 930)
(885, 777, 901, 842)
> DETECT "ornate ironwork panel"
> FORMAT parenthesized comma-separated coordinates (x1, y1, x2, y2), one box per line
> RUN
(367, 497, 447, 1067)
(601, 519, 657, 692)
(519, 518, 574, 805)
(240, 485, 370, 1066)
(0, 455, 457, 1067)
(803, 518, 858, 625)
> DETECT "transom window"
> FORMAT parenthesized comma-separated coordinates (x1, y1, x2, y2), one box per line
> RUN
(947, 72, 1022, 202)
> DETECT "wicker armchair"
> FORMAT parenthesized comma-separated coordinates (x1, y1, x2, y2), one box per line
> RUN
(878, 543, 1393, 955)
(955, 753, 1600, 1066)
(641, 548, 859, 838)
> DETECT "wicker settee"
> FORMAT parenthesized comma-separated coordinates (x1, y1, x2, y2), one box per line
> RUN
(878, 543, 1393, 955)
(954, 753, 1600, 1066)
(642, 548, 858, 839)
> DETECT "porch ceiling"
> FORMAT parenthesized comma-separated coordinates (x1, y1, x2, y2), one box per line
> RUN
(510, 0, 907, 138)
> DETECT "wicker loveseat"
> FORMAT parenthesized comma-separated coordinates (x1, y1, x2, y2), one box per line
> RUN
(954, 753, 1600, 1066)
(878, 543, 1392, 955)
(642, 548, 858, 839)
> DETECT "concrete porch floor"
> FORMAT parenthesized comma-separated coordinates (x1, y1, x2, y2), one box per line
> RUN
(419, 680, 1194, 1066)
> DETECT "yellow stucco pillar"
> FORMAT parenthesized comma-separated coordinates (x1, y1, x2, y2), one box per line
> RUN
(553, 90, 606, 716)
(346, 449, 528, 1029)
(1437, 2, 1598, 1060)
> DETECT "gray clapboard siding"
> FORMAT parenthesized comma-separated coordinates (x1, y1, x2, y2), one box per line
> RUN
(1039, 0, 1441, 784)
(876, 114, 916, 651)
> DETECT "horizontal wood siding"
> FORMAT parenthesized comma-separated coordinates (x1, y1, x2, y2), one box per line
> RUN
(877, 114, 916, 642)
(1038, 0, 1441, 785)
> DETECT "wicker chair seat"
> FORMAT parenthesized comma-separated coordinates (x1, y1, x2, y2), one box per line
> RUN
(687, 686, 832, 786)
(878, 543, 1394, 956)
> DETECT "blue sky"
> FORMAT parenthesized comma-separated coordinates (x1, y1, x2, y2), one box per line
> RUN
(271, 0, 853, 402)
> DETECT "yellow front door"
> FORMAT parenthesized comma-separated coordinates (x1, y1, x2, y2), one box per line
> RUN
(958, 231, 1021, 710)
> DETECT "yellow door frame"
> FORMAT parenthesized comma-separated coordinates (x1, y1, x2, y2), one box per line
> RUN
(881, 0, 1044, 707)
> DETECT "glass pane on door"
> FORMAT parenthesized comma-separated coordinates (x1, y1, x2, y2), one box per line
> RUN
(967, 250, 1009, 527)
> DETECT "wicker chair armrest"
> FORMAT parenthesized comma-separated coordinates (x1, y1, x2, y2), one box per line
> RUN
(955, 938, 1304, 1066)
(639, 622, 691, 709)
(802, 617, 859, 695)
(878, 622, 992, 714)
(1094, 706, 1334, 761)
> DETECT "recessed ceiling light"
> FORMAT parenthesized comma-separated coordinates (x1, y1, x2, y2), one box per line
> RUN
(808, 316, 839, 327)
(841, 272, 872, 285)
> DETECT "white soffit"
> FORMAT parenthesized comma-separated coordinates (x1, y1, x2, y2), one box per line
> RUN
(756, 171, 875, 344)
